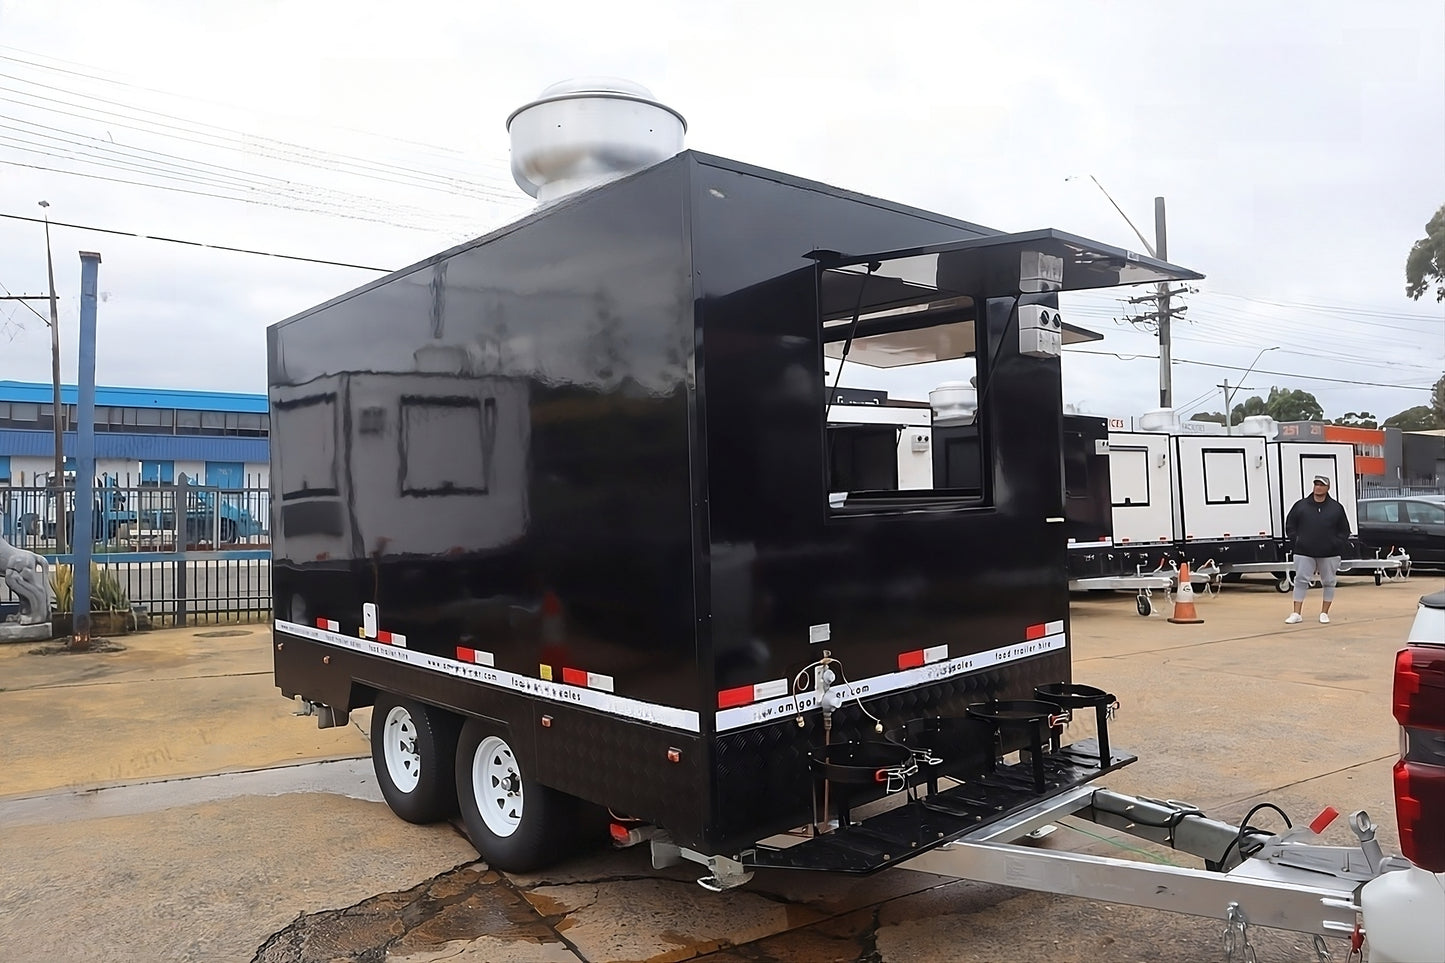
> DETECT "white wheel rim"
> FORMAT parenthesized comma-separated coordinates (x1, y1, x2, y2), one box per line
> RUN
(382, 705, 422, 794)
(473, 735, 523, 838)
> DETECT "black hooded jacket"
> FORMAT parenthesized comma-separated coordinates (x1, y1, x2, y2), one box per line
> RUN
(1285, 493, 1351, 558)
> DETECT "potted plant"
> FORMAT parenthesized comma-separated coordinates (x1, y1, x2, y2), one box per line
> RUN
(50, 562, 133, 636)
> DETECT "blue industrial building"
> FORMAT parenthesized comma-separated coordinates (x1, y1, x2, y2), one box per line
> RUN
(0, 381, 270, 487)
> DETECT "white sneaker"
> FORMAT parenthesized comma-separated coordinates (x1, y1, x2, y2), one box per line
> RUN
(1320, 613, 1330, 624)
(1285, 613, 1303, 624)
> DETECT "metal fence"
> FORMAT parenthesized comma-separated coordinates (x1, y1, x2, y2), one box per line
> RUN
(0, 478, 272, 627)
(1359, 485, 1445, 498)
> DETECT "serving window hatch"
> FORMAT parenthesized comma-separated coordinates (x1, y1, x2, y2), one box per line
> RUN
(815, 229, 1202, 513)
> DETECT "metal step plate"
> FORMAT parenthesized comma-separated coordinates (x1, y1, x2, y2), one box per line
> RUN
(745, 739, 1135, 874)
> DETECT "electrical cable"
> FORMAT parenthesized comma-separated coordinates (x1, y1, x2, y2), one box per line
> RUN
(1065, 348, 1436, 391)
(0, 211, 392, 272)
(1212, 802, 1292, 871)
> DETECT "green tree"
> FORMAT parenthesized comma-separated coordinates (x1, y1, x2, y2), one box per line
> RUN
(1384, 405, 1438, 431)
(1434, 372, 1445, 424)
(1230, 386, 1324, 424)
(1335, 411, 1378, 428)
(1405, 203, 1445, 302)
(1190, 411, 1226, 424)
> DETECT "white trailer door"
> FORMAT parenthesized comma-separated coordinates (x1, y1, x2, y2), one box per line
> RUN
(1108, 432, 1174, 546)
(1276, 443, 1358, 533)
(1174, 436, 1272, 541)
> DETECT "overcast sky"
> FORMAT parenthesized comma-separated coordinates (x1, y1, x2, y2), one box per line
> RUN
(0, 0, 1441, 424)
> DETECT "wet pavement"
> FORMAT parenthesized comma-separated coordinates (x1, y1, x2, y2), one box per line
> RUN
(1, 574, 1440, 961)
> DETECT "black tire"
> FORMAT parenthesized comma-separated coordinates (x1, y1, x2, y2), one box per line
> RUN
(455, 719, 584, 873)
(1374, 570, 1383, 586)
(370, 692, 461, 824)
(1276, 577, 1292, 594)
(1136, 595, 1151, 617)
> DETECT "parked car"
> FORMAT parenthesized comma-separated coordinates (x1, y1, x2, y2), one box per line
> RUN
(1359, 494, 1445, 568)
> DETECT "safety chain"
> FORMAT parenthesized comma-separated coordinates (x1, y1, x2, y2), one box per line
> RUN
(1312, 933, 1332, 962)
(1223, 903, 1258, 963)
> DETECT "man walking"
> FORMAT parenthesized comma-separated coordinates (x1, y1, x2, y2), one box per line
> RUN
(1284, 475, 1353, 624)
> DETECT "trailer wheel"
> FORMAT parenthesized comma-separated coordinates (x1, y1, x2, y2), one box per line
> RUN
(1136, 594, 1151, 617)
(1374, 570, 1383, 586)
(456, 720, 576, 872)
(371, 693, 460, 824)
(1276, 576, 1292, 594)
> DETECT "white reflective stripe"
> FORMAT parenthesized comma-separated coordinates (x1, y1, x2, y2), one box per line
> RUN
(587, 672, 614, 693)
(390, 633, 407, 648)
(753, 679, 789, 701)
(1045, 619, 1064, 635)
(1067, 539, 1113, 549)
(275, 620, 700, 733)
(923, 644, 949, 664)
(466, 649, 495, 667)
(716, 633, 1067, 732)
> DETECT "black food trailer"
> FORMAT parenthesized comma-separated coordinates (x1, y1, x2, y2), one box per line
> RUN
(269, 150, 1201, 877)
(266, 145, 1435, 951)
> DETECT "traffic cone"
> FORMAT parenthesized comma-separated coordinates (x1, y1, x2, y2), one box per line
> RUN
(1168, 562, 1205, 624)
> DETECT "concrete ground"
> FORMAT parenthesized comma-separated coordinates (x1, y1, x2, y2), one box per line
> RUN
(0, 570, 1440, 962)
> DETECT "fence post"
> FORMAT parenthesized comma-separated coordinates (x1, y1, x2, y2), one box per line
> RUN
(174, 473, 189, 627)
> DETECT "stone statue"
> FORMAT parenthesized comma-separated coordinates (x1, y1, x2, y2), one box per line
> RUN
(0, 536, 50, 624)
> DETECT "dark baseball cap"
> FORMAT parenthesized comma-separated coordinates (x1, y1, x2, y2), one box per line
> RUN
(1312, 475, 1331, 488)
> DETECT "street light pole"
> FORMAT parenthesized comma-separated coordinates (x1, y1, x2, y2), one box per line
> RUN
(1222, 346, 1280, 434)
(40, 200, 66, 553)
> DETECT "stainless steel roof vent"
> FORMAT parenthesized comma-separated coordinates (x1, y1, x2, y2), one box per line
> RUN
(506, 78, 687, 205)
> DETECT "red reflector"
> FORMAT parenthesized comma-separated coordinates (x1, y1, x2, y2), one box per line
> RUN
(609, 822, 631, 842)
(1025, 624, 1047, 641)
(561, 667, 587, 686)
(315, 618, 327, 629)
(897, 650, 926, 670)
(458, 647, 476, 662)
(377, 631, 393, 644)
(1309, 807, 1339, 835)
(717, 685, 755, 709)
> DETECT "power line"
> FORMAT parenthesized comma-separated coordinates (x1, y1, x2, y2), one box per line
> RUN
(0, 45, 515, 189)
(0, 154, 464, 233)
(0, 277, 49, 324)
(0, 211, 393, 272)
(0, 72, 521, 203)
(1065, 347, 1435, 391)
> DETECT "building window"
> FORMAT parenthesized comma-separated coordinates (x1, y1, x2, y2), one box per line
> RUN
(12, 403, 37, 422)
(141, 460, 175, 485)
(177, 410, 201, 434)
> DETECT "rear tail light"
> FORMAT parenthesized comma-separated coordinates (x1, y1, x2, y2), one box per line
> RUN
(1394, 646, 1445, 730)
(1393, 644, 1445, 872)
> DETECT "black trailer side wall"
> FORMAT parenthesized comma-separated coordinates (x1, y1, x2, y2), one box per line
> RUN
(270, 159, 708, 834)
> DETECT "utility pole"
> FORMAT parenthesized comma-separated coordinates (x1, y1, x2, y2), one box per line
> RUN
(1219, 379, 1247, 434)
(40, 200, 66, 554)
(1069, 177, 1188, 410)
(1155, 197, 1170, 409)
(71, 251, 101, 648)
